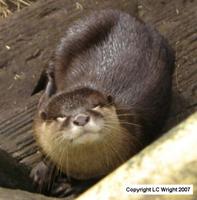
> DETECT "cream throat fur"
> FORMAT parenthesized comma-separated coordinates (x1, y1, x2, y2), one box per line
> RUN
(34, 105, 139, 179)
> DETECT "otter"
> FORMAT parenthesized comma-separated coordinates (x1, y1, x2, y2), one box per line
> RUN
(31, 9, 174, 192)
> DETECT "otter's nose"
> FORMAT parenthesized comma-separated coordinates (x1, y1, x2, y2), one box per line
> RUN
(73, 114, 90, 126)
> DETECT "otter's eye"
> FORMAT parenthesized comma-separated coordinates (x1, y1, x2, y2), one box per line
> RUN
(107, 95, 113, 104)
(56, 116, 67, 122)
(92, 104, 103, 110)
(39, 111, 47, 121)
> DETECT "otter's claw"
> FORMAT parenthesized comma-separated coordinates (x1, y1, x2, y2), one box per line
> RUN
(50, 177, 74, 197)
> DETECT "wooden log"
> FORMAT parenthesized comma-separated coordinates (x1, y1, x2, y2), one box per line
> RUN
(77, 112, 197, 200)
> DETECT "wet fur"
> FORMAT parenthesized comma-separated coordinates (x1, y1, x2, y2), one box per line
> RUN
(52, 9, 174, 137)
(33, 9, 174, 180)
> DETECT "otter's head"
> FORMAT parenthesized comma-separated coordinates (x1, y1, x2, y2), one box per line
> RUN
(34, 88, 140, 179)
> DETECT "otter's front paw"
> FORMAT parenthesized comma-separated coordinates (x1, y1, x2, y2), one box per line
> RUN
(30, 161, 53, 194)
(30, 161, 73, 197)
(50, 177, 74, 197)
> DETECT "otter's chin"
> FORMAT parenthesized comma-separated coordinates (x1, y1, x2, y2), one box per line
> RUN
(59, 125, 104, 145)
(70, 132, 102, 145)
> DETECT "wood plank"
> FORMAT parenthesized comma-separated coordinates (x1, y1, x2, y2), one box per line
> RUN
(0, 98, 41, 168)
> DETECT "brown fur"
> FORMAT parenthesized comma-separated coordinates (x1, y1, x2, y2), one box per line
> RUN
(33, 9, 174, 180)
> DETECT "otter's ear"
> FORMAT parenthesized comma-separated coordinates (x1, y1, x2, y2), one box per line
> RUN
(32, 58, 56, 101)
(38, 63, 56, 109)
(45, 62, 56, 98)
(107, 95, 113, 104)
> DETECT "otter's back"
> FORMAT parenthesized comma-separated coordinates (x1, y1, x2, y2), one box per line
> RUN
(54, 10, 174, 128)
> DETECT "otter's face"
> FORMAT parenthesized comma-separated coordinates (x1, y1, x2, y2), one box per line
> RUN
(37, 88, 115, 144)
(34, 88, 139, 179)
